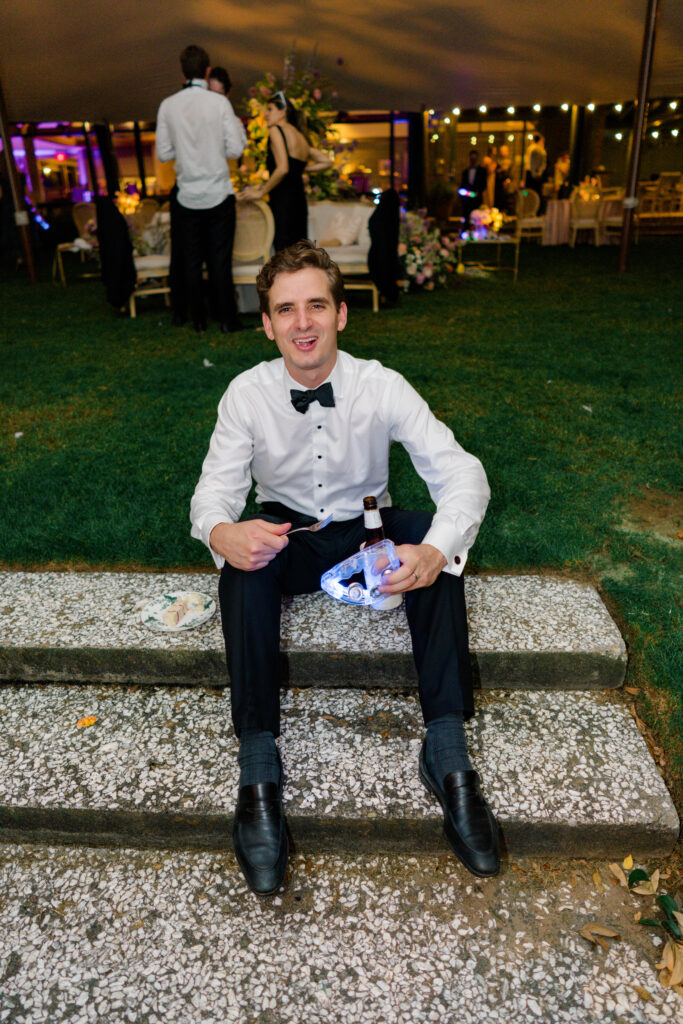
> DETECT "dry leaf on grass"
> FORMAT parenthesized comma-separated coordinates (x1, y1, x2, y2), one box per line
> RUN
(76, 715, 97, 728)
(624, 687, 640, 696)
(609, 862, 629, 887)
(580, 922, 621, 952)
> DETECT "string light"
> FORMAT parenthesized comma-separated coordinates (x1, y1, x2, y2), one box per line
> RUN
(615, 133, 623, 141)
(672, 129, 679, 137)
(533, 104, 541, 112)
(428, 109, 435, 115)
(651, 130, 659, 139)
(669, 101, 678, 110)
(507, 106, 515, 114)
(587, 103, 595, 111)
(488, 134, 494, 144)
(452, 107, 460, 116)
(470, 135, 477, 145)
(444, 116, 451, 125)
(527, 133, 533, 140)
(507, 134, 515, 142)
(561, 104, 569, 111)
(478, 105, 487, 113)
(614, 104, 623, 112)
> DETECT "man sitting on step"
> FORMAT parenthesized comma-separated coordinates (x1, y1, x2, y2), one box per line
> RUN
(190, 241, 499, 894)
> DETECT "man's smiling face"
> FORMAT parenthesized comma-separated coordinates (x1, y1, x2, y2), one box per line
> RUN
(262, 267, 347, 388)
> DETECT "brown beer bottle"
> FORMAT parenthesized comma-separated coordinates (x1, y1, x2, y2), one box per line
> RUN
(362, 496, 402, 609)
(363, 495, 385, 546)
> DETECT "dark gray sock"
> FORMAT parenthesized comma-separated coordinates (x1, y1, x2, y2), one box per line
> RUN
(425, 712, 472, 783)
(237, 729, 281, 788)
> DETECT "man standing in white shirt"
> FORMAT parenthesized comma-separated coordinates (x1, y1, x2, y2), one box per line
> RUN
(156, 45, 247, 332)
(190, 241, 499, 894)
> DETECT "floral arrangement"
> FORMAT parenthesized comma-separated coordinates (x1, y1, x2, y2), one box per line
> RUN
(237, 47, 347, 201)
(115, 191, 168, 256)
(398, 210, 459, 290)
(469, 206, 504, 235)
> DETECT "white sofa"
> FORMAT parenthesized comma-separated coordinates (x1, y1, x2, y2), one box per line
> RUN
(307, 201, 379, 312)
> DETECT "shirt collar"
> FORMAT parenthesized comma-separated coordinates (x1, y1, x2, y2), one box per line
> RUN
(186, 78, 208, 90)
(281, 352, 345, 403)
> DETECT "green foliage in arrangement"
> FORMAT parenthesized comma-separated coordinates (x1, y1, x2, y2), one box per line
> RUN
(1, 240, 682, 784)
(236, 46, 346, 200)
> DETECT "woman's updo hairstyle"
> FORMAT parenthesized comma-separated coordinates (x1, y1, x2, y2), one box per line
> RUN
(269, 91, 300, 130)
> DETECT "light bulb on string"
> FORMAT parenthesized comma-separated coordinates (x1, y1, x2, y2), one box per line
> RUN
(452, 107, 460, 116)
(587, 103, 595, 111)
(478, 105, 487, 114)
(532, 104, 541, 112)
(614, 104, 623, 112)
(669, 101, 678, 110)
(671, 129, 679, 138)
(561, 104, 569, 112)
(507, 106, 515, 114)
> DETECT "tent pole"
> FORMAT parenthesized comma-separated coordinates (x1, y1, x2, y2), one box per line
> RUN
(619, 0, 660, 273)
(133, 121, 147, 197)
(0, 74, 37, 282)
(82, 123, 98, 197)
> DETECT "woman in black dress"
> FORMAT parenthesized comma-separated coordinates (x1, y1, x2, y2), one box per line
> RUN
(239, 91, 332, 251)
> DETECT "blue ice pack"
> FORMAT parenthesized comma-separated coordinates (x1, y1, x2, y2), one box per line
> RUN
(320, 539, 401, 608)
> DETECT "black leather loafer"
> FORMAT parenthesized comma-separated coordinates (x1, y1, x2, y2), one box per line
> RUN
(419, 741, 500, 877)
(233, 782, 288, 895)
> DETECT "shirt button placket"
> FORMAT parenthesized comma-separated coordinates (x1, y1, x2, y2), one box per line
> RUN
(312, 405, 326, 514)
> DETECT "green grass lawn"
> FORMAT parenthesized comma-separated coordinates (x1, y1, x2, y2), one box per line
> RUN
(1, 239, 682, 795)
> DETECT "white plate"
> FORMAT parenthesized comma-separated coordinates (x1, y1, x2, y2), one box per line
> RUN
(140, 591, 216, 633)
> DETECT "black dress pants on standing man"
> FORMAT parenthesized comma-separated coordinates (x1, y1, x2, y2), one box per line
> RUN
(218, 506, 474, 738)
(177, 193, 239, 329)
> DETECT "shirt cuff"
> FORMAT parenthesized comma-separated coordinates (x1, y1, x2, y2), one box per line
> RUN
(422, 521, 468, 577)
(193, 513, 230, 570)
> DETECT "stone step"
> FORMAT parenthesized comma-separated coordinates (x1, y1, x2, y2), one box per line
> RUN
(0, 571, 626, 690)
(0, 685, 676, 858)
(3, 842, 683, 1024)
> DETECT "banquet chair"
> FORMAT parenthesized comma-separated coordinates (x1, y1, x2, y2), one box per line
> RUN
(569, 193, 601, 246)
(599, 190, 627, 244)
(137, 198, 160, 224)
(514, 189, 544, 242)
(129, 251, 171, 318)
(653, 172, 681, 212)
(128, 217, 172, 318)
(232, 199, 275, 287)
(52, 202, 99, 285)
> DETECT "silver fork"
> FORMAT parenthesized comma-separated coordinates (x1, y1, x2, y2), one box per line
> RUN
(288, 513, 334, 535)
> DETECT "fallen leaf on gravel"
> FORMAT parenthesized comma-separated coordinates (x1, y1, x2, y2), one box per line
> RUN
(593, 868, 604, 890)
(633, 869, 660, 895)
(623, 855, 634, 870)
(580, 922, 621, 951)
(76, 715, 97, 728)
(629, 984, 652, 1001)
(624, 687, 640, 696)
(634, 911, 642, 922)
(609, 863, 629, 887)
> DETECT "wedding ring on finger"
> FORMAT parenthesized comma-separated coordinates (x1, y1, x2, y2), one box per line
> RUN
(412, 570, 421, 583)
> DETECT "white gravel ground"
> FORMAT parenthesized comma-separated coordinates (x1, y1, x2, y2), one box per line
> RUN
(0, 844, 680, 1024)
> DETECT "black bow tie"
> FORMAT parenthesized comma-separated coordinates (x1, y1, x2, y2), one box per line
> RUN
(290, 382, 335, 414)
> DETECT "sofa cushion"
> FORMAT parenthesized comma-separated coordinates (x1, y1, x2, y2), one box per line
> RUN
(319, 210, 363, 247)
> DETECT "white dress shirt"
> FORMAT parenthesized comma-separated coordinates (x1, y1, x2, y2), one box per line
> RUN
(190, 350, 490, 576)
(155, 79, 247, 209)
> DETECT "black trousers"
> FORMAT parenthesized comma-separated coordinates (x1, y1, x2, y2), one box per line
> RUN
(218, 507, 474, 738)
(176, 193, 238, 326)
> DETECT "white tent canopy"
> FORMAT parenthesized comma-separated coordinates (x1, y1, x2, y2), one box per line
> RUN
(2, 0, 682, 123)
